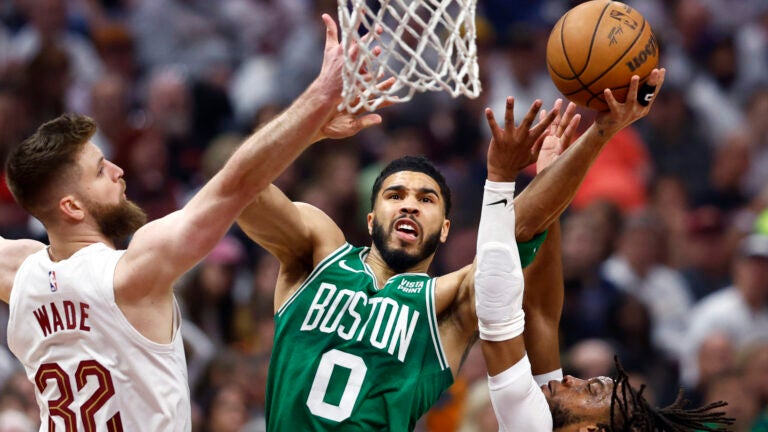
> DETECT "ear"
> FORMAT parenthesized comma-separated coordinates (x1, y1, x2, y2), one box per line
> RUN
(439, 219, 450, 243)
(367, 212, 374, 236)
(58, 195, 86, 222)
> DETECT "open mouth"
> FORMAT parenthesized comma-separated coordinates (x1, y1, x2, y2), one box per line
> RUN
(394, 218, 420, 240)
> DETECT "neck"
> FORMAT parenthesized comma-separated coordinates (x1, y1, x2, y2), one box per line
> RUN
(365, 246, 433, 288)
(46, 225, 114, 261)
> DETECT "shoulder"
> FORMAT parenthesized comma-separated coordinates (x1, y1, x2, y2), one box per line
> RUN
(294, 202, 346, 265)
(435, 265, 473, 299)
(435, 264, 476, 322)
(0, 238, 46, 303)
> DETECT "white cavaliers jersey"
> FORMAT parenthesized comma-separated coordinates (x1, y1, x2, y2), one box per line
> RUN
(7, 243, 191, 431)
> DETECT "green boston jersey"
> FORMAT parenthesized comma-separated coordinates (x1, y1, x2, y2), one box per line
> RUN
(266, 243, 454, 431)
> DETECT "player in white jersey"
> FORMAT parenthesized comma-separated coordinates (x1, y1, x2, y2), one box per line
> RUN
(0, 14, 387, 431)
(474, 70, 734, 432)
(9, 243, 189, 431)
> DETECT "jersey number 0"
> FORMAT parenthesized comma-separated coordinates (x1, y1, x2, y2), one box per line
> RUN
(306, 349, 367, 422)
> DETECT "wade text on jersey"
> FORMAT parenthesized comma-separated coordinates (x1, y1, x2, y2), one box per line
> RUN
(33, 301, 91, 337)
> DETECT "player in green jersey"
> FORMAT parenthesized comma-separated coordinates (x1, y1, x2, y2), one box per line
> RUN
(236, 15, 672, 432)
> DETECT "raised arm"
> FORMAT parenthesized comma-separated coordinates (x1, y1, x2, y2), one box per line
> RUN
(115, 15, 383, 301)
(0, 237, 45, 303)
(514, 68, 666, 241)
(474, 163, 554, 432)
(522, 219, 563, 376)
(437, 98, 558, 374)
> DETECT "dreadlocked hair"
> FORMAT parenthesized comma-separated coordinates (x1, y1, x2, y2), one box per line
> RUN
(601, 356, 735, 432)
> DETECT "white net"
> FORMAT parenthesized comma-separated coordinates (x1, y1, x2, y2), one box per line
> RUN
(338, 0, 481, 112)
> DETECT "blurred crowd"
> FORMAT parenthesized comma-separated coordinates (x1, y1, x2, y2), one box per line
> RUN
(0, 0, 767, 431)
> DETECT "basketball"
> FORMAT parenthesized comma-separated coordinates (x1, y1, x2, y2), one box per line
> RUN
(546, 0, 658, 111)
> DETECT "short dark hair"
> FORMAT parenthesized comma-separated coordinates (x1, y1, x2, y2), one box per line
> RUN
(5, 113, 97, 218)
(370, 155, 452, 216)
(604, 357, 735, 432)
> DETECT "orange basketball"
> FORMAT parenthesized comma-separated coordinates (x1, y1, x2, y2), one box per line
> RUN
(546, 0, 659, 111)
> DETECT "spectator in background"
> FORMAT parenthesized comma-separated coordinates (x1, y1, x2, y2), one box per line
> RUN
(0, 408, 34, 432)
(683, 332, 737, 406)
(202, 384, 250, 432)
(91, 24, 140, 84)
(682, 233, 768, 388)
(9, 0, 104, 111)
(178, 235, 247, 347)
(703, 371, 761, 432)
(20, 44, 70, 130)
(124, 129, 181, 221)
(0, 87, 31, 239)
(680, 206, 733, 299)
(700, 130, 751, 211)
(734, 4, 768, 87)
(484, 24, 559, 134)
(128, 0, 234, 80)
(559, 206, 623, 348)
(646, 175, 690, 267)
(637, 83, 712, 200)
(570, 111, 652, 213)
(742, 85, 768, 198)
(606, 293, 681, 405)
(601, 211, 693, 361)
(740, 342, 768, 409)
(564, 338, 615, 380)
(86, 73, 140, 163)
(141, 66, 200, 185)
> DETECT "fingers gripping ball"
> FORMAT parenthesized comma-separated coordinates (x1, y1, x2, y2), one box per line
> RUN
(546, 0, 659, 111)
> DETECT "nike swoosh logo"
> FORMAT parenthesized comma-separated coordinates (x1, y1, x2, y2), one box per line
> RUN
(339, 260, 363, 273)
(486, 199, 507, 207)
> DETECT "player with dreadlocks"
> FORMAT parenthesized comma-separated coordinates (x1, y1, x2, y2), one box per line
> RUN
(473, 73, 734, 431)
(605, 360, 733, 431)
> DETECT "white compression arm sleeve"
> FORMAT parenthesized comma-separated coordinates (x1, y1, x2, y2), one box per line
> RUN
(475, 180, 525, 341)
(534, 369, 564, 387)
(489, 355, 553, 432)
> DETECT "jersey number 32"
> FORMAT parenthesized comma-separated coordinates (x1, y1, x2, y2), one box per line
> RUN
(35, 359, 123, 431)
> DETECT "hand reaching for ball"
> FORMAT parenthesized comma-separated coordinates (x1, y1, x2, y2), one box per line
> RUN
(595, 67, 666, 135)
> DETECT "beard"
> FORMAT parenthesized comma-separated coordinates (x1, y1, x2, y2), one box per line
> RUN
(549, 399, 584, 429)
(86, 198, 147, 246)
(371, 217, 441, 273)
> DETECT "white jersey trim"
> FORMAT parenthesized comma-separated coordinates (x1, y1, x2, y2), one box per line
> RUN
(278, 242, 353, 317)
(425, 278, 449, 371)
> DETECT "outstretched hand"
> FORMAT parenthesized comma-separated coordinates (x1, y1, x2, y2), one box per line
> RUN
(312, 14, 393, 142)
(594, 68, 666, 136)
(485, 97, 559, 182)
(536, 100, 581, 174)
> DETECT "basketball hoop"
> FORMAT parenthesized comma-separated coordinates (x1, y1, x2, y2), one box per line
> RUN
(338, 0, 481, 112)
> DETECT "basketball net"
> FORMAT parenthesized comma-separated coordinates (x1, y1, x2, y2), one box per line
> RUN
(338, 0, 481, 112)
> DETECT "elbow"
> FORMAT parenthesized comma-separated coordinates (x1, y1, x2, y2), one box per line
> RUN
(515, 220, 543, 243)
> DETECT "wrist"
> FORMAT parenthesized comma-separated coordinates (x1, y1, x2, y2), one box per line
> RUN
(484, 179, 516, 192)
(305, 80, 340, 109)
(487, 170, 519, 183)
(591, 116, 622, 139)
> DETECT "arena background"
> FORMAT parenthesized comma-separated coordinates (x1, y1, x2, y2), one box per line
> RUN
(0, 0, 767, 430)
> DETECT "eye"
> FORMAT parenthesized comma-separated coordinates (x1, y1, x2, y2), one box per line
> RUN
(421, 197, 433, 203)
(389, 193, 401, 200)
(587, 382, 593, 395)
